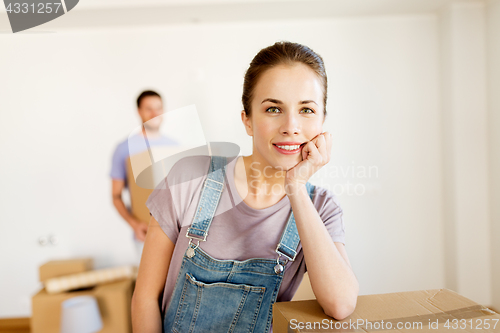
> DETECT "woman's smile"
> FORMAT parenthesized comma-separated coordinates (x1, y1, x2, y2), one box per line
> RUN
(272, 142, 306, 155)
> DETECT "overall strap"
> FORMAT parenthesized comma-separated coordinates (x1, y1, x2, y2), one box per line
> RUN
(275, 182, 315, 261)
(186, 155, 227, 241)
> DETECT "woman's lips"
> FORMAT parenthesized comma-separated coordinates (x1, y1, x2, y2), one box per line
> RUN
(273, 143, 304, 155)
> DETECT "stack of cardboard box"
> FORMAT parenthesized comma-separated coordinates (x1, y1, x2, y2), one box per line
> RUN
(31, 258, 135, 333)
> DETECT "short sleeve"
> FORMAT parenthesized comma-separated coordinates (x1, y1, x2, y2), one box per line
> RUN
(144, 155, 211, 243)
(146, 177, 181, 243)
(110, 142, 127, 180)
(314, 187, 346, 245)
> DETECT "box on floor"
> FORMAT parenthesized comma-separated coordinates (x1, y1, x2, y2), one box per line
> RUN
(31, 278, 134, 333)
(273, 289, 500, 332)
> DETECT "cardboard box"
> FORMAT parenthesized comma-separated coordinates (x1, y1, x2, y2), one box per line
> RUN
(126, 153, 154, 224)
(126, 147, 194, 224)
(32, 278, 134, 333)
(39, 258, 93, 282)
(273, 289, 500, 332)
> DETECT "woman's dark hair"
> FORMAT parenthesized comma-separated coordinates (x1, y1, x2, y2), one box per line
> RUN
(242, 41, 327, 116)
(137, 90, 162, 108)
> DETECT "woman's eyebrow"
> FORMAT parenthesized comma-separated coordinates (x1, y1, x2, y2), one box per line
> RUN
(261, 98, 318, 105)
(300, 100, 318, 105)
(261, 98, 282, 104)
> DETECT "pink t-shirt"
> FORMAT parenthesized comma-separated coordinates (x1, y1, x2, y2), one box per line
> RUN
(146, 155, 346, 321)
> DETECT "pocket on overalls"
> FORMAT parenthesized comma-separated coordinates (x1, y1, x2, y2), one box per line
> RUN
(172, 272, 266, 333)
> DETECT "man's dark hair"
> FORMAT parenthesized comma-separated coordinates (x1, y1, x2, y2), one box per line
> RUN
(137, 90, 162, 108)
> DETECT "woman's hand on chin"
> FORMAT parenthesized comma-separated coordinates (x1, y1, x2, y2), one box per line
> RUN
(284, 132, 332, 195)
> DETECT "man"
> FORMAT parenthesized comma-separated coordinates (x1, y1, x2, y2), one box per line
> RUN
(110, 90, 176, 261)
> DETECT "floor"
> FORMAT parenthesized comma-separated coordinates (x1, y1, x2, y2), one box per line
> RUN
(0, 318, 30, 333)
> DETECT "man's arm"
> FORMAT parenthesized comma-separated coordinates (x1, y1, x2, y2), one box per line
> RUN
(112, 179, 148, 241)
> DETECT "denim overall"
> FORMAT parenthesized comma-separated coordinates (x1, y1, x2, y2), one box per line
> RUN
(163, 156, 315, 333)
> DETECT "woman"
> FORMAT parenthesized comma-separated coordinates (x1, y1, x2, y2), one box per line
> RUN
(131, 41, 359, 333)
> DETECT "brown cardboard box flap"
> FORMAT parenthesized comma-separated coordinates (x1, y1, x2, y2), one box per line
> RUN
(273, 289, 500, 332)
(39, 258, 93, 282)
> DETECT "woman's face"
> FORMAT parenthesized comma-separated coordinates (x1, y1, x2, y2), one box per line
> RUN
(242, 63, 325, 171)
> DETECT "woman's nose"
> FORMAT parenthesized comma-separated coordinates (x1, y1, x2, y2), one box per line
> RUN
(280, 113, 300, 135)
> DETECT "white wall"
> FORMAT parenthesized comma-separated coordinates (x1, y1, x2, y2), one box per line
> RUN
(440, 2, 492, 306)
(0, 2, 493, 317)
(486, 0, 500, 312)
